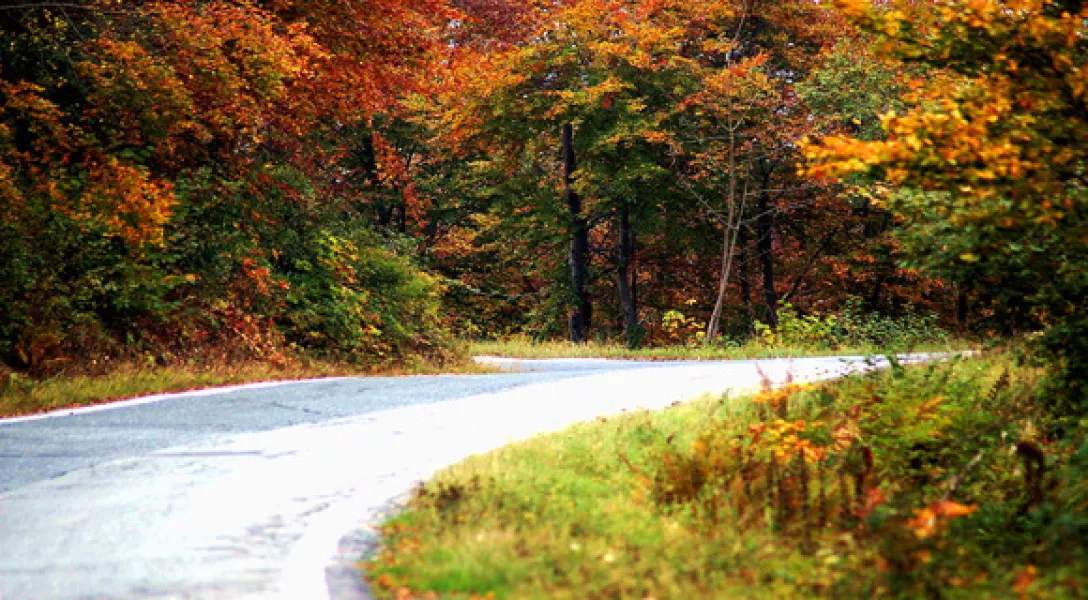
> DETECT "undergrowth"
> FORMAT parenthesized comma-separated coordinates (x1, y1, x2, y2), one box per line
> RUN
(365, 355, 1087, 598)
(476, 301, 962, 359)
(471, 339, 965, 362)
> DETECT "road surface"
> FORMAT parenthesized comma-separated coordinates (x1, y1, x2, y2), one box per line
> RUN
(0, 356, 904, 599)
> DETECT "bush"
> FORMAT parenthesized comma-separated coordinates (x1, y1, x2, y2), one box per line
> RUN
(631, 357, 1086, 597)
(281, 230, 454, 365)
(658, 309, 705, 346)
(837, 298, 950, 348)
(753, 300, 951, 351)
(0, 206, 457, 376)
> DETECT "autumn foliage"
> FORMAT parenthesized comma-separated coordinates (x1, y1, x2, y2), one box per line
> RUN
(367, 355, 1088, 598)
(1, 0, 1085, 594)
(805, 0, 1087, 408)
(0, 0, 457, 372)
(0, 0, 1082, 393)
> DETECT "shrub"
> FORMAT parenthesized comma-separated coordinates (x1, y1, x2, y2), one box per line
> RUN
(281, 230, 454, 365)
(658, 309, 705, 347)
(753, 299, 951, 351)
(837, 298, 950, 349)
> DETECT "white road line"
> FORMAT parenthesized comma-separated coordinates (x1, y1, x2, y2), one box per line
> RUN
(0, 377, 353, 425)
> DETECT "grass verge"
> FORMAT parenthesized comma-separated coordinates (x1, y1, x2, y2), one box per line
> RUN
(364, 354, 1087, 598)
(471, 339, 969, 361)
(0, 357, 491, 418)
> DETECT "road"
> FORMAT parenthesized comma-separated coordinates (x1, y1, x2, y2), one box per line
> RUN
(0, 356, 898, 599)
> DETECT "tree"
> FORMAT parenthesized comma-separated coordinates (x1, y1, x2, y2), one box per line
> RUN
(677, 0, 850, 338)
(441, 0, 726, 345)
(806, 0, 1087, 408)
(0, 0, 458, 372)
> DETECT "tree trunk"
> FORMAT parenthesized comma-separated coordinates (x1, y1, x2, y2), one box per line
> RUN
(705, 96, 743, 341)
(706, 225, 735, 341)
(631, 230, 635, 333)
(396, 202, 407, 234)
(360, 134, 394, 228)
(866, 273, 886, 312)
(631, 230, 638, 323)
(616, 203, 639, 346)
(757, 183, 778, 327)
(738, 224, 754, 335)
(956, 284, 969, 327)
(564, 123, 591, 343)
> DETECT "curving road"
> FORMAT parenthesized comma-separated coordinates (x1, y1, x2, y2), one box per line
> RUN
(0, 356, 906, 599)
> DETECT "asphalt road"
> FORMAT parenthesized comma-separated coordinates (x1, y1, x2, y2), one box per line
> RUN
(0, 356, 899, 599)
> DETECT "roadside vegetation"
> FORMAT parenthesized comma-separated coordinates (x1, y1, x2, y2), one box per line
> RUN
(365, 354, 1088, 598)
(474, 302, 966, 360)
(472, 340, 880, 361)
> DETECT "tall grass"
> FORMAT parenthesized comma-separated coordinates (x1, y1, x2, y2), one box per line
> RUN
(365, 355, 1086, 599)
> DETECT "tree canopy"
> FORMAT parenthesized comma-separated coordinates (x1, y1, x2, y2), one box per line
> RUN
(0, 0, 1083, 399)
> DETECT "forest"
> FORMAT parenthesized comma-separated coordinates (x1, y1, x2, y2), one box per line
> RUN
(0, 0, 1084, 401)
(2, 0, 1086, 597)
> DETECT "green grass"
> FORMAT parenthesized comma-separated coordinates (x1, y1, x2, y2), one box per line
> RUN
(365, 355, 1087, 599)
(471, 339, 969, 361)
(0, 357, 492, 418)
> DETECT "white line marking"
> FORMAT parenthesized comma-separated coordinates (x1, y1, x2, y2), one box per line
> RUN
(0, 377, 353, 425)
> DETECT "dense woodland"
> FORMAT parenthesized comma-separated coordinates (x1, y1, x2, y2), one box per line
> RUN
(0, 0, 1084, 404)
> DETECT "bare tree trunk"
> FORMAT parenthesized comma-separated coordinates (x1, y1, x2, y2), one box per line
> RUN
(756, 165, 778, 327)
(738, 224, 754, 335)
(396, 202, 407, 234)
(616, 203, 639, 346)
(706, 223, 736, 340)
(706, 96, 744, 341)
(867, 273, 886, 312)
(360, 133, 395, 228)
(703, 5, 756, 342)
(564, 123, 591, 343)
(631, 230, 638, 323)
(956, 284, 970, 327)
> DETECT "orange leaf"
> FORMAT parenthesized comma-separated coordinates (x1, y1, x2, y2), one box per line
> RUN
(1012, 565, 1037, 597)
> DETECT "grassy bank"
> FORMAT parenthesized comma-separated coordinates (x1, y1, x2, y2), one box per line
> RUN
(365, 355, 1087, 598)
(0, 356, 489, 418)
(472, 339, 969, 361)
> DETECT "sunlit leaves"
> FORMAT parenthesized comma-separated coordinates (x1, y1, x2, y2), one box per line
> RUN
(806, 0, 1086, 236)
(805, 0, 1087, 400)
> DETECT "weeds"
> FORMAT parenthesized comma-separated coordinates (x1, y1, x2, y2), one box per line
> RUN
(365, 356, 1088, 598)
